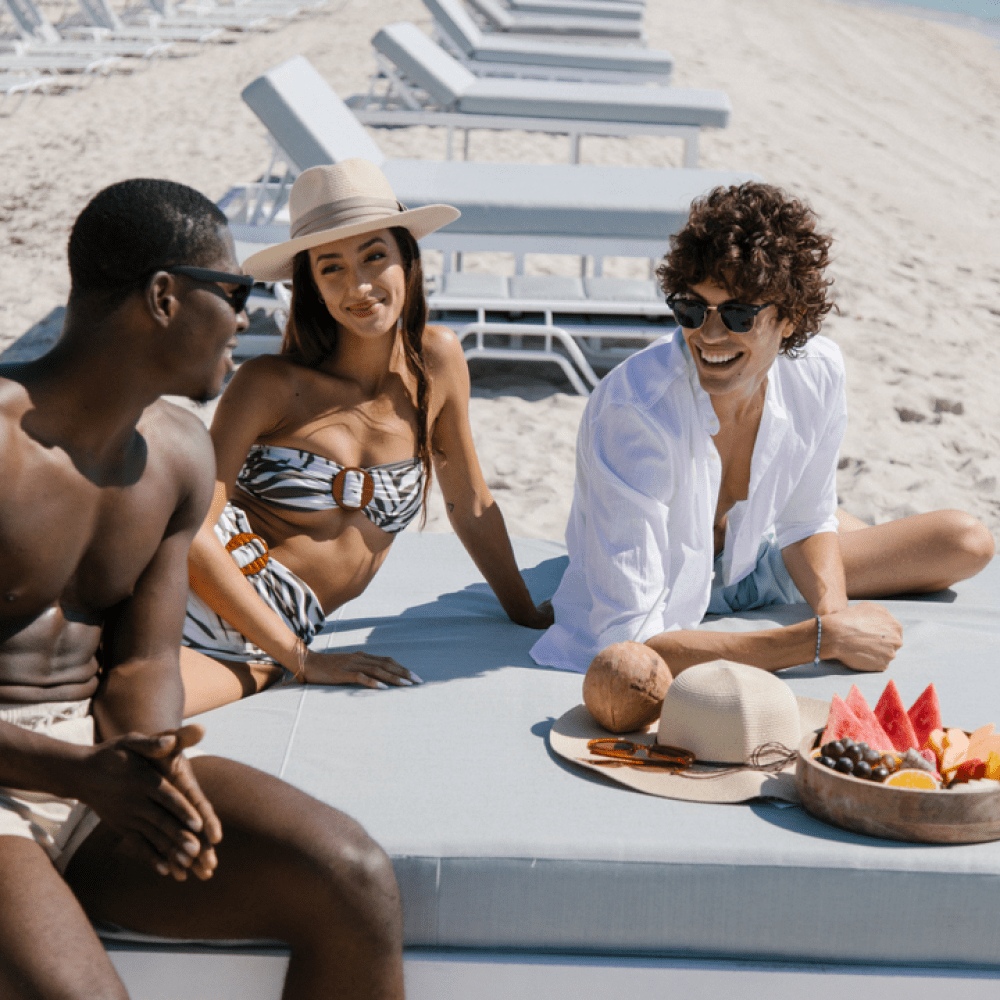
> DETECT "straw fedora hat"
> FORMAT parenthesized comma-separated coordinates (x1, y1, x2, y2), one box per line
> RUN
(550, 660, 829, 804)
(242, 159, 460, 282)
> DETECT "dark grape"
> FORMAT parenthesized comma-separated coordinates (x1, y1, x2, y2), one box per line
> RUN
(834, 757, 854, 774)
(862, 747, 881, 766)
(856, 742, 870, 754)
(844, 745, 863, 764)
(817, 756, 837, 769)
(871, 767, 889, 782)
(880, 754, 899, 774)
(821, 741, 845, 758)
(841, 739, 856, 750)
(854, 761, 872, 780)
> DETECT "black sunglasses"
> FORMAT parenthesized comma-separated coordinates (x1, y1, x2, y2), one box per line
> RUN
(667, 295, 775, 334)
(164, 265, 255, 314)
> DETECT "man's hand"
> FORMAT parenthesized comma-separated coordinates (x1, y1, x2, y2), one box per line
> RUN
(510, 600, 555, 630)
(77, 724, 222, 881)
(302, 650, 422, 689)
(821, 602, 903, 673)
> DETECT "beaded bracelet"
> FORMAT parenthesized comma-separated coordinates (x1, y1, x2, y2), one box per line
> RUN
(814, 615, 822, 667)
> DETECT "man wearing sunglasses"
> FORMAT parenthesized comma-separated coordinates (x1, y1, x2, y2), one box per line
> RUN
(533, 182, 993, 677)
(0, 179, 404, 998)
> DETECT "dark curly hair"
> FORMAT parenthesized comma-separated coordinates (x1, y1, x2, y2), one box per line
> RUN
(656, 182, 835, 356)
(281, 226, 433, 524)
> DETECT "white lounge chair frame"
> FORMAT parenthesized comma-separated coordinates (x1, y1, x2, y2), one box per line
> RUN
(423, 0, 670, 83)
(463, 0, 645, 40)
(353, 22, 729, 167)
(221, 55, 757, 391)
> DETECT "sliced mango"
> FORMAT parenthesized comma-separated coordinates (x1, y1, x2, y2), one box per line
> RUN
(941, 728, 970, 774)
(986, 751, 1000, 782)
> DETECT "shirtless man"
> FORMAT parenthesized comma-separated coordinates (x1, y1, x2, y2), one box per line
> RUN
(0, 179, 404, 999)
(532, 182, 994, 676)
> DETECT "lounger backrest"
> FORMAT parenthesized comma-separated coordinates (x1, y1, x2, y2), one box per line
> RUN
(421, 0, 485, 53)
(2, 0, 61, 43)
(78, 0, 123, 31)
(464, 0, 513, 30)
(241, 55, 386, 171)
(373, 23, 477, 110)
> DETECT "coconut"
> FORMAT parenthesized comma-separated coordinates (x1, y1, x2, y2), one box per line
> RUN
(582, 641, 672, 734)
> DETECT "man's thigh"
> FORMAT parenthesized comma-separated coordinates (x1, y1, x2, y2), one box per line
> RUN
(64, 755, 391, 944)
(0, 835, 126, 1000)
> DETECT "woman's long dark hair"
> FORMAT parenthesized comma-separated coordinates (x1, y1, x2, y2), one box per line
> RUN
(281, 226, 433, 524)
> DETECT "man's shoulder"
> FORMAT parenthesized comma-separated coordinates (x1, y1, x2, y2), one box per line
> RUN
(591, 333, 687, 415)
(139, 398, 214, 478)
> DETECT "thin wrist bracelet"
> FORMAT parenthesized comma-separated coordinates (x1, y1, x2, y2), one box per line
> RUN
(814, 615, 822, 666)
(292, 638, 308, 684)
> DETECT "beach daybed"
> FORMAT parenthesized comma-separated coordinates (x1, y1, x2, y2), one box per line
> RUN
(98, 530, 1000, 998)
(355, 21, 728, 167)
(423, 0, 672, 83)
(223, 54, 753, 386)
(461, 0, 645, 40)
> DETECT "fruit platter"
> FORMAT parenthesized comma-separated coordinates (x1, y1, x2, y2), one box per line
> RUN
(795, 681, 1000, 844)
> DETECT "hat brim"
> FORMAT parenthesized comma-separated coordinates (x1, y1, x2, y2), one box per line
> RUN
(550, 697, 829, 804)
(241, 204, 461, 283)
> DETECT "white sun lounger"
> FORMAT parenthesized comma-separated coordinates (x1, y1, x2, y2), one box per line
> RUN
(462, 0, 645, 39)
(140, 0, 274, 31)
(356, 21, 728, 167)
(504, 0, 644, 19)
(91, 533, 1000, 999)
(75, 0, 227, 43)
(0, 70, 49, 109)
(422, 0, 671, 83)
(221, 55, 754, 389)
(3, 0, 173, 58)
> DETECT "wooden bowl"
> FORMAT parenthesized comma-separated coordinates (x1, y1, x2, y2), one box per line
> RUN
(795, 732, 1000, 844)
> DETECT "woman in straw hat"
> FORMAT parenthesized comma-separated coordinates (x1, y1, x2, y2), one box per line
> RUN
(180, 160, 552, 714)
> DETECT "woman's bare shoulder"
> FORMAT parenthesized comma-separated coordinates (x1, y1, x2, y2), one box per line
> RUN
(421, 324, 466, 378)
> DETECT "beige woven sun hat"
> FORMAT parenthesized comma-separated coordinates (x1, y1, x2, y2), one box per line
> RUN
(550, 660, 829, 804)
(242, 159, 460, 282)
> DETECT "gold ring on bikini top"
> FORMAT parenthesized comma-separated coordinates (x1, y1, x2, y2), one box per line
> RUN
(225, 532, 270, 577)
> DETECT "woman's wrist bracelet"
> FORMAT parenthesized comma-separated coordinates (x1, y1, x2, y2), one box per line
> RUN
(291, 638, 308, 684)
(814, 615, 822, 667)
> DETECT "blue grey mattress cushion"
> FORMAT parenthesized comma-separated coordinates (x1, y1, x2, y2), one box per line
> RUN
(157, 535, 1000, 968)
(458, 78, 730, 127)
(382, 161, 760, 238)
(506, 0, 645, 20)
(466, 0, 643, 37)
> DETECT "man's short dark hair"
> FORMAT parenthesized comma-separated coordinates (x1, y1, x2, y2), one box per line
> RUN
(657, 182, 835, 356)
(68, 178, 228, 309)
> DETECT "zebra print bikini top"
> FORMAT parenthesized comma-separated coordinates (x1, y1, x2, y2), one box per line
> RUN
(236, 443, 424, 534)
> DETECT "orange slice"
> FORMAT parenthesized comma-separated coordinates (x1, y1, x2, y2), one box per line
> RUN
(884, 769, 941, 790)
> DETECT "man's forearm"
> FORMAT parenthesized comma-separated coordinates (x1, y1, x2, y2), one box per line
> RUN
(93, 658, 184, 740)
(0, 720, 91, 798)
(645, 618, 821, 675)
(781, 531, 849, 615)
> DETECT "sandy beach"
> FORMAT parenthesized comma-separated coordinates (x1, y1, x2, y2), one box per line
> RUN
(1, 0, 997, 543)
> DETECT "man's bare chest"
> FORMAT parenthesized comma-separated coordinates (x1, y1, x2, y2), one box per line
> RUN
(0, 454, 176, 618)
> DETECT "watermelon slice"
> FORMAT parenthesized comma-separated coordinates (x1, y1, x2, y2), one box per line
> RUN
(845, 685, 895, 753)
(907, 684, 942, 749)
(820, 693, 894, 751)
(873, 679, 919, 753)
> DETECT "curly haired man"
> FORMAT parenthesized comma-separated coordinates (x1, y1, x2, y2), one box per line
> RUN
(532, 182, 993, 676)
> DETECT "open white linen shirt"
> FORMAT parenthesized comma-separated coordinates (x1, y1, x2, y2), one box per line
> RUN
(531, 331, 847, 673)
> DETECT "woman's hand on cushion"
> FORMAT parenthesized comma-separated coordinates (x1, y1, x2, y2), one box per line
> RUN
(301, 649, 421, 688)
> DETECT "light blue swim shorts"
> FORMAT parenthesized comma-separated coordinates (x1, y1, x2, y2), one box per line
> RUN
(706, 535, 805, 616)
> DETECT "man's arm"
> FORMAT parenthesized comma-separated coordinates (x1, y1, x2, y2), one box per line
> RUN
(84, 408, 222, 878)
